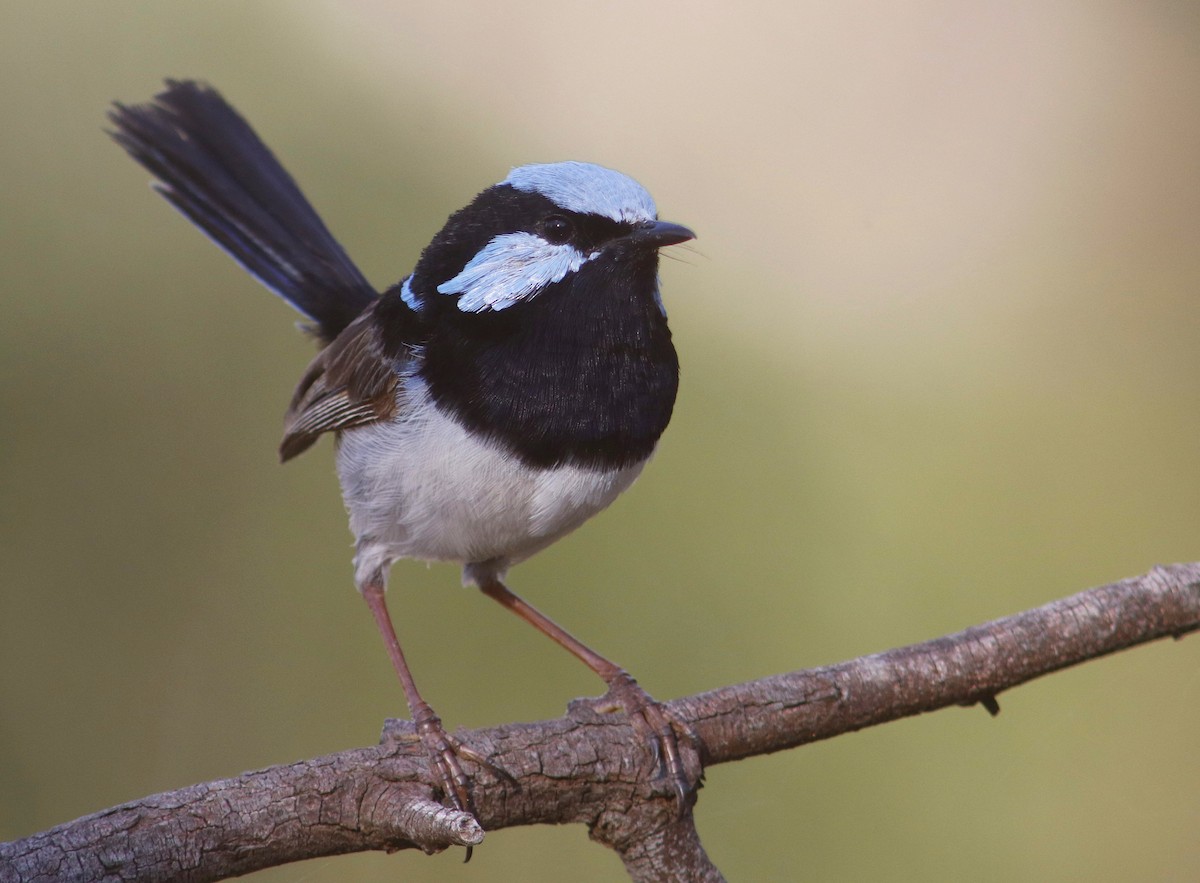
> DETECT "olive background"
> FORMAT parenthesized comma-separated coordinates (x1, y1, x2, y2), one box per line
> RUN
(2, 3, 1199, 881)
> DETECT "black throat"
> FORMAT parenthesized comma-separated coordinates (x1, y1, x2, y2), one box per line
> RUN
(414, 253, 679, 471)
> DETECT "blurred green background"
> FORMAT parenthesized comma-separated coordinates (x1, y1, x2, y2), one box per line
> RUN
(2, 2, 1198, 880)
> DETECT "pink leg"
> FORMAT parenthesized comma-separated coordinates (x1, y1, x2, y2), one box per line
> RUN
(477, 576, 696, 805)
(361, 575, 476, 816)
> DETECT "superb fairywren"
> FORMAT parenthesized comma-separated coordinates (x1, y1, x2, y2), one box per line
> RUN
(109, 80, 696, 819)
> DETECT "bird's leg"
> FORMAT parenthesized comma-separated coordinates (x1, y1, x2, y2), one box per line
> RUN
(477, 576, 698, 805)
(361, 575, 484, 820)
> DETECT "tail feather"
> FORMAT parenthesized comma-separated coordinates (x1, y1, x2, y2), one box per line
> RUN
(109, 79, 376, 342)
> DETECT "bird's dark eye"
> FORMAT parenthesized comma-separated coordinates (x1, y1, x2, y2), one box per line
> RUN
(540, 215, 573, 245)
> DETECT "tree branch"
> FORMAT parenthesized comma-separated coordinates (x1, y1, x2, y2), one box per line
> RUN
(3, 564, 1197, 883)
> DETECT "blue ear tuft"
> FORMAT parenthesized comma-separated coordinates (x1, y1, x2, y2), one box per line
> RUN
(437, 233, 594, 313)
(504, 162, 657, 224)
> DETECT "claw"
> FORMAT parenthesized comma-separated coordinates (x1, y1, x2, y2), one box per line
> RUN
(412, 702, 473, 808)
(449, 738, 520, 787)
(602, 672, 699, 812)
(407, 702, 516, 862)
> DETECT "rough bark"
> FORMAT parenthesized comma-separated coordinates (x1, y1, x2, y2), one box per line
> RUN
(2, 563, 1197, 883)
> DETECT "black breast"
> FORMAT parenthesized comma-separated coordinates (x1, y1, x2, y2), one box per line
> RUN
(419, 253, 679, 471)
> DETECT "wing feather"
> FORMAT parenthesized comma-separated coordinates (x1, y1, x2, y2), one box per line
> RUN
(280, 310, 404, 461)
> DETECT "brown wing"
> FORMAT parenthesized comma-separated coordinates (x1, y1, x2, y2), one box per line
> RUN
(280, 311, 401, 461)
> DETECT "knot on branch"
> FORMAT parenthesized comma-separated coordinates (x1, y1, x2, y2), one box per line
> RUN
(366, 787, 483, 854)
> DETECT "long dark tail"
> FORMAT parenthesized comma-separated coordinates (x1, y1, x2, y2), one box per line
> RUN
(108, 79, 376, 343)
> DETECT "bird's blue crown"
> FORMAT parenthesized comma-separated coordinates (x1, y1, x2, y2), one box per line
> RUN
(401, 162, 659, 315)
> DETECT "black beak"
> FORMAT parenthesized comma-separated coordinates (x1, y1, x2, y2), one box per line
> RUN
(628, 220, 696, 249)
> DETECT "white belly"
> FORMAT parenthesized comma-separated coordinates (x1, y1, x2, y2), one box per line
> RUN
(336, 378, 646, 586)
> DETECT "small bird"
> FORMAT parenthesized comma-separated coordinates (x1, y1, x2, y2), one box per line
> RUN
(109, 80, 696, 817)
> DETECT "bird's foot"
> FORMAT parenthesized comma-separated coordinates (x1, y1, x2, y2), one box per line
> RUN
(383, 702, 514, 853)
(595, 671, 701, 810)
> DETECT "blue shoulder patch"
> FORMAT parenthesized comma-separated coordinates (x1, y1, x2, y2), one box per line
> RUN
(399, 276, 421, 311)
